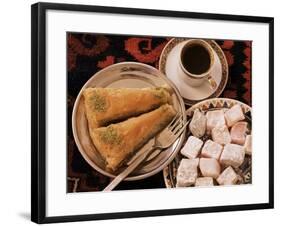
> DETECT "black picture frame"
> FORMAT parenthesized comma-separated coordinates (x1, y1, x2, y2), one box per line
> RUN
(31, 2, 274, 224)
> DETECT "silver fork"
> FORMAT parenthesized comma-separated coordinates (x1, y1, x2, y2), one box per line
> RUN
(103, 113, 188, 191)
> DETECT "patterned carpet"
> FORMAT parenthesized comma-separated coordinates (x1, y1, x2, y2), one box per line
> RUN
(67, 33, 251, 192)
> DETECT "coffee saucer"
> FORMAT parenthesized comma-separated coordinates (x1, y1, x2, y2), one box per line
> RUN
(159, 38, 228, 105)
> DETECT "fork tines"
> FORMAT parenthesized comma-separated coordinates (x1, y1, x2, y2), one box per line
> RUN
(169, 114, 184, 131)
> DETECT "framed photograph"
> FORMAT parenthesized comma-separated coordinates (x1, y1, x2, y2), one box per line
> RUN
(31, 2, 274, 224)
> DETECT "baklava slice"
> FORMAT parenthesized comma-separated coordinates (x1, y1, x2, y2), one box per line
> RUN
(91, 104, 176, 172)
(83, 87, 172, 130)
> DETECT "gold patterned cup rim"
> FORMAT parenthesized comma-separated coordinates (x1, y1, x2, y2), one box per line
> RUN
(179, 39, 215, 79)
(159, 38, 229, 106)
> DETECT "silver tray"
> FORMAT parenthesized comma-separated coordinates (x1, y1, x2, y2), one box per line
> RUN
(72, 62, 186, 181)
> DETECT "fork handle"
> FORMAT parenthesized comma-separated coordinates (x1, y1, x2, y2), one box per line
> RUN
(103, 146, 157, 191)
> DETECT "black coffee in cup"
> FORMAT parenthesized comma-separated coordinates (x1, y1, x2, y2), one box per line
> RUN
(181, 44, 211, 75)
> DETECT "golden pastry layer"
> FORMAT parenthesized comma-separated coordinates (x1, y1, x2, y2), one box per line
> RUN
(83, 87, 172, 130)
(91, 104, 176, 172)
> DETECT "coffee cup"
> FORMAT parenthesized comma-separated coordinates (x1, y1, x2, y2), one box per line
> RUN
(178, 39, 217, 89)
